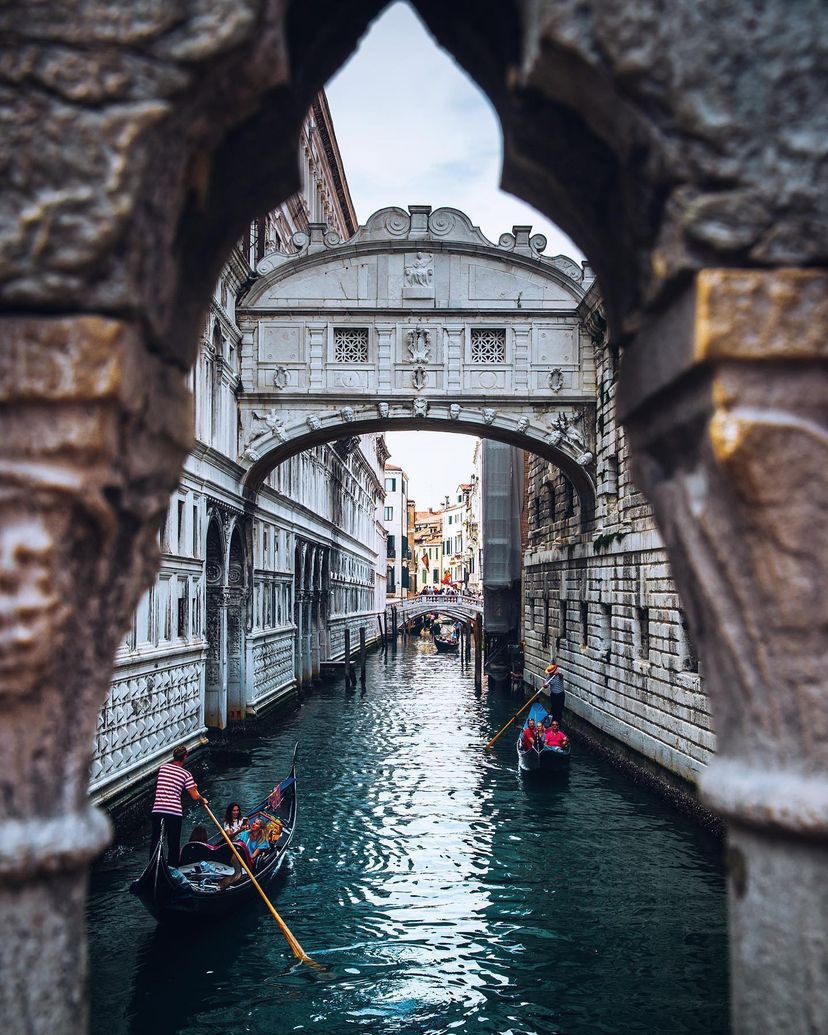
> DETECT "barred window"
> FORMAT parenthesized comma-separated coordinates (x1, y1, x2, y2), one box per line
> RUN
(334, 327, 369, 363)
(470, 328, 506, 363)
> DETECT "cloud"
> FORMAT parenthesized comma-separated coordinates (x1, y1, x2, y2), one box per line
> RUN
(326, 1, 582, 258)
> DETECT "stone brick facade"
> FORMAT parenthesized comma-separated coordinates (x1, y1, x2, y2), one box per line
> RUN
(522, 283, 714, 785)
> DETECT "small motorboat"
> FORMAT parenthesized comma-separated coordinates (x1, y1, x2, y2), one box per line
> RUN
(131, 747, 297, 921)
(517, 701, 571, 774)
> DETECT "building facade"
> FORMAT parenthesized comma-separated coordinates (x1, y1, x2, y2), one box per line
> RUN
(383, 462, 410, 599)
(521, 283, 713, 785)
(89, 95, 384, 805)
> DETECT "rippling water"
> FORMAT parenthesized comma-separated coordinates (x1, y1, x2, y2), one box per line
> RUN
(88, 637, 729, 1034)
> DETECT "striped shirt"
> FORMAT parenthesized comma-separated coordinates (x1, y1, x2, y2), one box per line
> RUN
(152, 762, 196, 816)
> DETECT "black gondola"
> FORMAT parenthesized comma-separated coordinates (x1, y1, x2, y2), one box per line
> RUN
(432, 621, 460, 653)
(517, 702, 571, 774)
(433, 633, 459, 653)
(131, 747, 298, 921)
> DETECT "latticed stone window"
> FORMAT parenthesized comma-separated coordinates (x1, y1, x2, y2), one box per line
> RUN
(334, 327, 369, 363)
(470, 328, 506, 363)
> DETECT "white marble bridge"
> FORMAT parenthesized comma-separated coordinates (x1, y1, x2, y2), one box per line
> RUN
(391, 591, 484, 627)
(235, 205, 599, 514)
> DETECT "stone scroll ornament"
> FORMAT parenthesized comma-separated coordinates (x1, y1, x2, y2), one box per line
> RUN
(411, 365, 427, 390)
(242, 408, 287, 460)
(273, 366, 289, 390)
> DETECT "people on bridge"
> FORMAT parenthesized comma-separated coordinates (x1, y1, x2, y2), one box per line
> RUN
(149, 744, 208, 868)
(223, 802, 247, 837)
(543, 662, 566, 722)
(520, 718, 537, 751)
(544, 720, 570, 750)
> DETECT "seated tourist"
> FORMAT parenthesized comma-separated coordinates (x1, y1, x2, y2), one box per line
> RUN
(187, 824, 210, 843)
(239, 817, 270, 863)
(544, 720, 570, 749)
(520, 719, 537, 751)
(223, 802, 247, 836)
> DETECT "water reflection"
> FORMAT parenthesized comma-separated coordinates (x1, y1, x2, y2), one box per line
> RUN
(89, 637, 728, 1034)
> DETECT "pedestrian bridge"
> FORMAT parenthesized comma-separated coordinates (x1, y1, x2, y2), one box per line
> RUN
(391, 592, 484, 626)
(236, 205, 598, 513)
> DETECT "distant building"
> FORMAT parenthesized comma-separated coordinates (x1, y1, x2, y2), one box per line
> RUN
(413, 509, 444, 590)
(383, 463, 410, 599)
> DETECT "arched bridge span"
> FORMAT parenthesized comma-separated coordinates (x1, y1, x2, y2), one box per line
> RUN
(236, 206, 599, 513)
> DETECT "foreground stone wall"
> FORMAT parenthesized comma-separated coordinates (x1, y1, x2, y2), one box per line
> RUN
(0, 2, 824, 1032)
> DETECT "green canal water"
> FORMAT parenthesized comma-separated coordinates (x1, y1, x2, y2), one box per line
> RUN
(87, 637, 729, 1034)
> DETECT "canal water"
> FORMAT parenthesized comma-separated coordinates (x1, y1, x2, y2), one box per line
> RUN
(87, 637, 729, 1034)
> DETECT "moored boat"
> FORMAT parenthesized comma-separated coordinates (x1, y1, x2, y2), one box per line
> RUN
(131, 747, 297, 921)
(517, 701, 571, 774)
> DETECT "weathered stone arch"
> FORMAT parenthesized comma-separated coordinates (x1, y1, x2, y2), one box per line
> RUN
(0, 2, 825, 1032)
(243, 415, 596, 518)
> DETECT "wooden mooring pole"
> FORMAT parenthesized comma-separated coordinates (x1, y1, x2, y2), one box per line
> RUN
(473, 613, 483, 690)
(359, 626, 367, 684)
(344, 628, 353, 688)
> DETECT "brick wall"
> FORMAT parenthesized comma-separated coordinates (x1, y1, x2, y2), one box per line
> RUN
(521, 290, 715, 785)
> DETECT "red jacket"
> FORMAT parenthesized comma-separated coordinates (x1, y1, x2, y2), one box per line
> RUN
(520, 727, 536, 750)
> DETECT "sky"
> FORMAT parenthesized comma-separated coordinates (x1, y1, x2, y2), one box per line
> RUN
(325, 1, 580, 511)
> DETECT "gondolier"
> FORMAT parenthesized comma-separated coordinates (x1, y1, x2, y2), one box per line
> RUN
(149, 744, 208, 868)
(132, 748, 298, 921)
(543, 662, 565, 721)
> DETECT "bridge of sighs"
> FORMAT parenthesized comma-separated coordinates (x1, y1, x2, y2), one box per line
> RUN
(235, 205, 599, 512)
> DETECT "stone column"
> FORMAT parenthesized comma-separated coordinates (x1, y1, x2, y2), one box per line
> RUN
(0, 316, 192, 1032)
(620, 269, 828, 1035)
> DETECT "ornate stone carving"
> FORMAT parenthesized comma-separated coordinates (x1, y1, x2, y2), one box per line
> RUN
(482, 408, 497, 425)
(242, 408, 287, 460)
(377, 402, 389, 418)
(548, 368, 564, 392)
(306, 415, 321, 431)
(547, 411, 591, 462)
(340, 406, 355, 422)
(412, 398, 429, 418)
(407, 327, 431, 363)
(411, 365, 427, 390)
(404, 251, 433, 287)
(273, 366, 289, 389)
(449, 403, 462, 420)
(516, 415, 530, 433)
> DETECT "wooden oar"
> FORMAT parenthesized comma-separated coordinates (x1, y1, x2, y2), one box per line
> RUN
(202, 802, 314, 966)
(485, 688, 543, 750)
